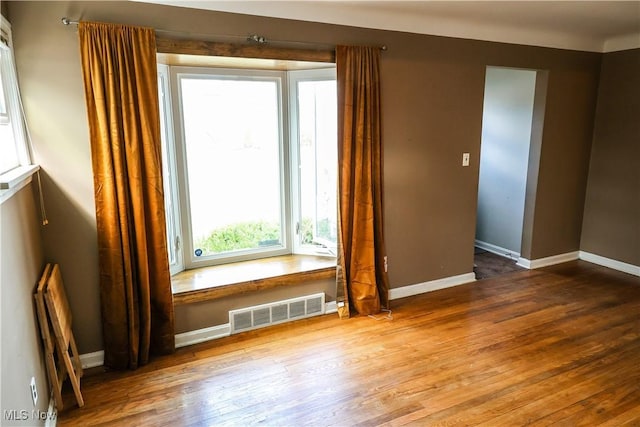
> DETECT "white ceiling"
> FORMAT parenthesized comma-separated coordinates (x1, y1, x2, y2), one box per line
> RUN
(139, 1, 640, 52)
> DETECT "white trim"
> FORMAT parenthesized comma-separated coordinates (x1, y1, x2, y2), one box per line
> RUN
(579, 251, 640, 277)
(175, 324, 230, 348)
(0, 165, 39, 204)
(157, 64, 184, 275)
(0, 16, 32, 170)
(325, 300, 337, 314)
(79, 325, 234, 367)
(79, 350, 105, 369)
(0, 172, 33, 204)
(517, 251, 580, 269)
(0, 164, 39, 189)
(76, 251, 637, 369)
(86, 310, 351, 364)
(389, 272, 476, 300)
(475, 240, 520, 260)
(74, 272, 478, 365)
(170, 67, 292, 270)
(516, 257, 531, 269)
(603, 33, 640, 53)
(45, 394, 57, 427)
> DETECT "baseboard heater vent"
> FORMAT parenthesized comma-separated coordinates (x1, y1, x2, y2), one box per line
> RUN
(229, 293, 325, 334)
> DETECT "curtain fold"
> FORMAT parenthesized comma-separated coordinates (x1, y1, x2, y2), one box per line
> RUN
(336, 45, 389, 317)
(79, 21, 174, 369)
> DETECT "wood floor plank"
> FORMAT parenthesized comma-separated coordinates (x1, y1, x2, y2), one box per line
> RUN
(444, 338, 640, 426)
(57, 261, 640, 426)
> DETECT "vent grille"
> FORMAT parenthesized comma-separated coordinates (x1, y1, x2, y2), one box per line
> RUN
(230, 293, 325, 334)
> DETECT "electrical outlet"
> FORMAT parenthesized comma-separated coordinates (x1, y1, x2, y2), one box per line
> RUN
(30, 377, 38, 406)
(462, 152, 470, 167)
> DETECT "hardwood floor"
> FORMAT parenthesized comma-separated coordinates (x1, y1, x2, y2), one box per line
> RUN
(57, 261, 640, 426)
(473, 248, 525, 280)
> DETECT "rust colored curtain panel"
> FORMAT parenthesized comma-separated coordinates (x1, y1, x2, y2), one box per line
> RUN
(336, 45, 390, 317)
(79, 22, 174, 369)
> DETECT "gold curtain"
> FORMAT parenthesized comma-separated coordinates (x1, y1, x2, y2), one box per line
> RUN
(79, 22, 174, 369)
(335, 45, 390, 317)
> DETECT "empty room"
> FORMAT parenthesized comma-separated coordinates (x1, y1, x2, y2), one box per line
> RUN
(1, 1, 639, 425)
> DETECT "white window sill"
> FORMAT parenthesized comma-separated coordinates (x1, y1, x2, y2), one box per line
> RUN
(0, 164, 40, 204)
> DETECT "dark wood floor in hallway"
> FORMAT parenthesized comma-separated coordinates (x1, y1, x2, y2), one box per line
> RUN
(57, 261, 640, 426)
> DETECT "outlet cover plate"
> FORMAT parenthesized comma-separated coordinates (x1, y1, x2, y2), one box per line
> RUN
(30, 377, 38, 406)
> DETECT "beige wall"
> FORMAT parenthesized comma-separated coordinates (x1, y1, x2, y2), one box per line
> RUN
(1, 183, 49, 425)
(176, 279, 335, 334)
(8, 1, 601, 353)
(581, 49, 640, 266)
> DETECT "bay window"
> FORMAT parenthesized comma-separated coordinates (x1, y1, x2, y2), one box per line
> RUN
(159, 64, 336, 273)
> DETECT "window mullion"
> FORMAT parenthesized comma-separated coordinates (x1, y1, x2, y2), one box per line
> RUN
(281, 71, 293, 255)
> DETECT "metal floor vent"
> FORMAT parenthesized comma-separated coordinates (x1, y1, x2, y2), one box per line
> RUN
(229, 293, 325, 334)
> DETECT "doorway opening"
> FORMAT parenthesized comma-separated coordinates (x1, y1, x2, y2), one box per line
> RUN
(474, 66, 548, 280)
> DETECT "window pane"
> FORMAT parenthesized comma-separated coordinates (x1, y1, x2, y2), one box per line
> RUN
(0, 50, 7, 116)
(0, 49, 20, 174)
(298, 80, 337, 249)
(0, 118, 19, 174)
(0, 124, 19, 174)
(157, 71, 177, 267)
(180, 77, 283, 257)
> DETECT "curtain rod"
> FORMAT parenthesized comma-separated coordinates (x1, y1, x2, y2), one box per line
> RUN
(60, 17, 387, 51)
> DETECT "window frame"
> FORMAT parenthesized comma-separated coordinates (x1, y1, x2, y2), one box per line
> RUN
(157, 64, 183, 275)
(170, 66, 292, 269)
(288, 68, 338, 256)
(0, 15, 37, 203)
(159, 63, 337, 273)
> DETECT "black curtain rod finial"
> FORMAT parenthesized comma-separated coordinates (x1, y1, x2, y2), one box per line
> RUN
(62, 17, 79, 26)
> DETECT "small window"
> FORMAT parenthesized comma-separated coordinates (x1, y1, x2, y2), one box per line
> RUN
(0, 16, 32, 182)
(0, 50, 20, 174)
(0, 50, 9, 121)
(289, 70, 338, 255)
(158, 64, 182, 274)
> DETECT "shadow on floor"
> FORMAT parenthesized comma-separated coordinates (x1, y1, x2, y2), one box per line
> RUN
(474, 248, 525, 280)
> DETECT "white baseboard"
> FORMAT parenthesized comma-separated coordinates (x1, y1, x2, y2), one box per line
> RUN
(78, 251, 638, 368)
(579, 251, 640, 277)
(175, 324, 230, 348)
(81, 305, 339, 365)
(79, 350, 105, 369)
(78, 326, 232, 367)
(45, 394, 56, 427)
(172, 302, 341, 349)
(475, 240, 520, 259)
(517, 251, 579, 269)
(76, 273, 485, 365)
(325, 300, 337, 314)
(389, 272, 476, 300)
(516, 257, 531, 268)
